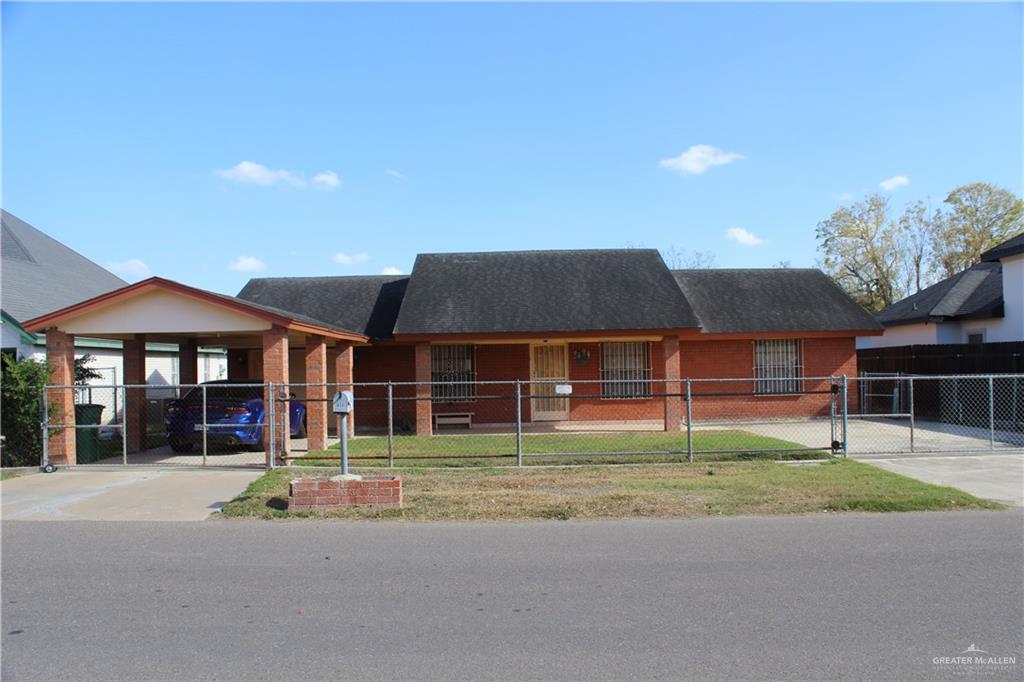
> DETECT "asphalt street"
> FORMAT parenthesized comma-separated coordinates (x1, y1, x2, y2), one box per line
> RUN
(3, 511, 1022, 681)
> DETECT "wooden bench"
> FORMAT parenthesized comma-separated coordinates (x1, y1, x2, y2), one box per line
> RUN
(433, 412, 473, 430)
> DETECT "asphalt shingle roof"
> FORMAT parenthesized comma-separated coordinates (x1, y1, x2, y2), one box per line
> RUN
(237, 276, 408, 339)
(671, 268, 881, 334)
(392, 249, 700, 335)
(980, 232, 1024, 262)
(1, 210, 127, 324)
(874, 262, 1003, 327)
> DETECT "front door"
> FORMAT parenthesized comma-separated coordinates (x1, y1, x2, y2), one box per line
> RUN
(530, 344, 570, 421)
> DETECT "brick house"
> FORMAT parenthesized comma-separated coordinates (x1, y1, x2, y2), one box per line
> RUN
(237, 249, 881, 434)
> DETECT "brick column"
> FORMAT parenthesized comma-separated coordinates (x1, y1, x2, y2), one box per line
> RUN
(414, 342, 432, 436)
(123, 335, 147, 453)
(45, 330, 76, 466)
(178, 339, 198, 386)
(331, 341, 354, 436)
(304, 335, 328, 451)
(663, 336, 682, 432)
(262, 326, 290, 466)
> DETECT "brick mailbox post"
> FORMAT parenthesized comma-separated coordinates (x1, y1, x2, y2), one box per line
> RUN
(288, 476, 403, 511)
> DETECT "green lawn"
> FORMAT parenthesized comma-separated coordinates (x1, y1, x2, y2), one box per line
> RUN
(0, 469, 33, 481)
(220, 460, 1004, 521)
(297, 429, 822, 467)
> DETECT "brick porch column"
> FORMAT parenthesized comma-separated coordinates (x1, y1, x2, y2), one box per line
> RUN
(304, 334, 328, 451)
(414, 342, 432, 436)
(45, 330, 76, 466)
(123, 335, 148, 453)
(663, 335, 682, 433)
(178, 339, 198, 386)
(262, 325, 290, 466)
(331, 341, 354, 436)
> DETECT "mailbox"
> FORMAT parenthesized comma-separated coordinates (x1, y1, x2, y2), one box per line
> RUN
(332, 390, 354, 414)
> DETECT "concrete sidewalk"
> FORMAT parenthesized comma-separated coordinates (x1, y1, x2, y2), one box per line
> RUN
(0, 468, 260, 521)
(858, 453, 1024, 506)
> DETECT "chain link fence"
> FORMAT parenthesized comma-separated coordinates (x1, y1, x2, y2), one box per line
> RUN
(32, 373, 1023, 470)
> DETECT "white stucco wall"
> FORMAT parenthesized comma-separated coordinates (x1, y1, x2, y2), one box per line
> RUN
(857, 322, 939, 349)
(985, 253, 1024, 343)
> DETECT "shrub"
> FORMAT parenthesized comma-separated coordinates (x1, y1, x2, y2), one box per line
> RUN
(1, 355, 48, 467)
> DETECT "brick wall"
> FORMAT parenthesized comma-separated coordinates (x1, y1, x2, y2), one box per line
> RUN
(680, 337, 858, 419)
(288, 476, 402, 511)
(567, 341, 668, 421)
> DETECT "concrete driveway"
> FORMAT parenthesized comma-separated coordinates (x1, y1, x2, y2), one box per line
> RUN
(857, 453, 1024, 506)
(0, 468, 261, 521)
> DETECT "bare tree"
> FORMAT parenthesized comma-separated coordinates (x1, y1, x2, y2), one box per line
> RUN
(661, 245, 716, 269)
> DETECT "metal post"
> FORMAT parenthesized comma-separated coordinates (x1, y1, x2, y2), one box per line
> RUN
(339, 413, 349, 475)
(267, 382, 275, 469)
(201, 384, 208, 467)
(40, 389, 49, 470)
(841, 375, 849, 458)
(908, 377, 915, 453)
(685, 378, 693, 463)
(988, 376, 995, 449)
(386, 382, 394, 468)
(515, 380, 523, 467)
(121, 385, 128, 465)
(829, 376, 837, 448)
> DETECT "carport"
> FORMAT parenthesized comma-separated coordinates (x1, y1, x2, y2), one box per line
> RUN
(22, 277, 368, 468)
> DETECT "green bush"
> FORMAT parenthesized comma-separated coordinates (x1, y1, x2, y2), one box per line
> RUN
(1, 355, 48, 467)
(0, 353, 102, 467)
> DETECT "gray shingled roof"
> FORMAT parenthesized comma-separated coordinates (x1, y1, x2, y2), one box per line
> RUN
(671, 269, 881, 334)
(237, 275, 408, 339)
(875, 262, 1003, 327)
(1, 210, 127, 324)
(980, 232, 1024, 262)
(393, 249, 700, 335)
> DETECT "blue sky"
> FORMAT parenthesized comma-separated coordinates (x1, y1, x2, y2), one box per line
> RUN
(3, 1, 1021, 295)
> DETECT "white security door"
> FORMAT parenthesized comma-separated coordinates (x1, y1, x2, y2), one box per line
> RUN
(531, 344, 570, 421)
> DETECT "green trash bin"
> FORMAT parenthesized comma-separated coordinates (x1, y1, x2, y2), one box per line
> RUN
(74, 404, 105, 464)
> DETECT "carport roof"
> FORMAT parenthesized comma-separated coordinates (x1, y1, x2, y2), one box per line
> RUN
(21, 277, 369, 342)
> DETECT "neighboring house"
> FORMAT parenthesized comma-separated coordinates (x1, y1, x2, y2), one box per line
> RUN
(857, 232, 1024, 349)
(1, 210, 226, 397)
(237, 249, 881, 429)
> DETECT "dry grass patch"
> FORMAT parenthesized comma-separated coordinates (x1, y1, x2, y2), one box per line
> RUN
(220, 460, 1004, 521)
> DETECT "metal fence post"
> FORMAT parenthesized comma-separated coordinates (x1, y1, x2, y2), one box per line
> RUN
(267, 382, 275, 469)
(386, 382, 394, 468)
(685, 378, 693, 463)
(829, 376, 837, 448)
(40, 388, 49, 470)
(121, 385, 128, 465)
(515, 380, 523, 467)
(988, 376, 995, 449)
(202, 384, 208, 467)
(841, 375, 849, 458)
(908, 377, 915, 453)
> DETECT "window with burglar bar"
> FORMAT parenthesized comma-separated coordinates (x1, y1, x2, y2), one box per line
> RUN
(431, 344, 476, 402)
(754, 339, 802, 394)
(601, 342, 651, 398)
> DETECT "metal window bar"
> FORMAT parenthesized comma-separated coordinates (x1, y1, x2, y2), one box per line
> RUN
(754, 339, 802, 394)
(431, 345, 476, 402)
(600, 341, 651, 398)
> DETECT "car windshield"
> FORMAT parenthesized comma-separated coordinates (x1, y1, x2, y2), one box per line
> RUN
(179, 384, 264, 403)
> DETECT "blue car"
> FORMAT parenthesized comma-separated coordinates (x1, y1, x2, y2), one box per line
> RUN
(165, 380, 306, 453)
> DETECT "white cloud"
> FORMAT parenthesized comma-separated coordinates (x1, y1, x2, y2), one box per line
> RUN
(312, 170, 341, 190)
(725, 227, 767, 246)
(108, 258, 151, 280)
(380, 266, 403, 275)
(879, 175, 910, 191)
(216, 161, 305, 187)
(333, 251, 370, 266)
(385, 169, 406, 180)
(228, 255, 266, 272)
(660, 144, 745, 175)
